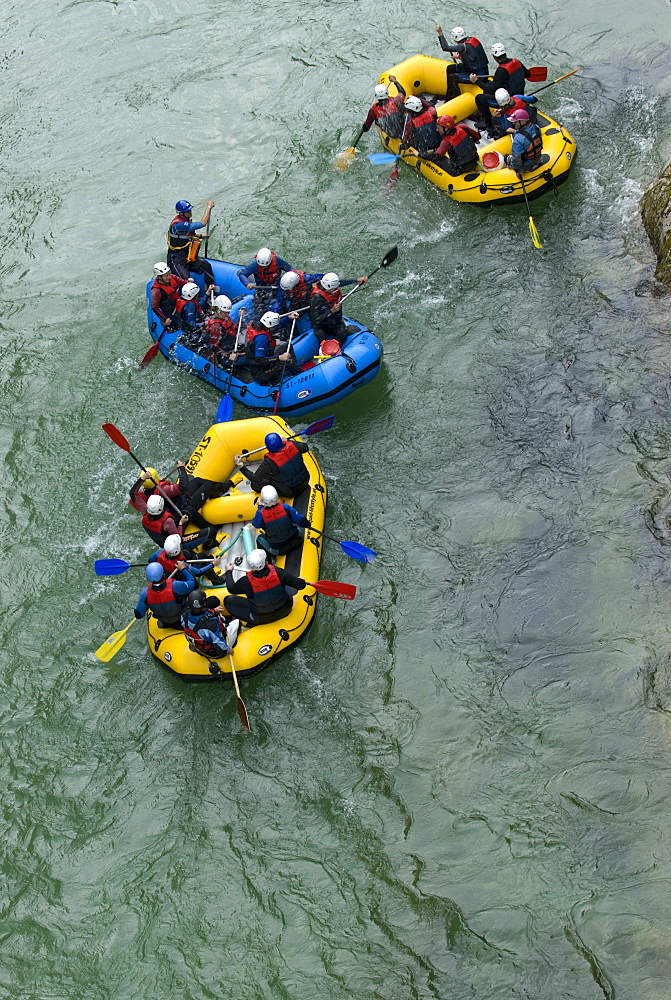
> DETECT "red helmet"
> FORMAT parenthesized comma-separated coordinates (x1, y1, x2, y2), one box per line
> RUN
(437, 114, 455, 128)
(508, 109, 530, 123)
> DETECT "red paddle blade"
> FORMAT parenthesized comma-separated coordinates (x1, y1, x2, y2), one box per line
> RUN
(310, 579, 357, 600)
(527, 66, 547, 81)
(304, 415, 335, 435)
(139, 341, 160, 368)
(102, 423, 131, 452)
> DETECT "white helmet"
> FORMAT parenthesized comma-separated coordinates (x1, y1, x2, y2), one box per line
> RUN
(374, 83, 389, 100)
(256, 247, 272, 266)
(404, 95, 423, 113)
(280, 271, 300, 291)
(451, 26, 466, 42)
(248, 548, 267, 571)
(146, 494, 164, 515)
(491, 42, 506, 58)
(213, 294, 232, 312)
(495, 88, 511, 106)
(260, 311, 280, 329)
(260, 485, 279, 507)
(320, 273, 340, 291)
(181, 281, 200, 301)
(153, 262, 170, 276)
(164, 534, 182, 557)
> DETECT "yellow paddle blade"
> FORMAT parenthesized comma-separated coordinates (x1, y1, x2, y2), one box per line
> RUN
(94, 619, 136, 662)
(333, 147, 357, 171)
(528, 216, 543, 249)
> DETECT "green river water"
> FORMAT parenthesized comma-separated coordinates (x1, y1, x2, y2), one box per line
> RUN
(2, 0, 671, 997)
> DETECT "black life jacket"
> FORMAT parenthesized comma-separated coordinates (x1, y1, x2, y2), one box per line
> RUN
(246, 565, 290, 613)
(460, 37, 488, 73)
(167, 215, 192, 253)
(441, 126, 478, 166)
(141, 508, 174, 545)
(498, 57, 525, 95)
(408, 109, 440, 153)
(310, 284, 343, 335)
(146, 580, 183, 625)
(266, 441, 307, 493)
(259, 503, 296, 544)
(184, 611, 227, 655)
(520, 124, 543, 161)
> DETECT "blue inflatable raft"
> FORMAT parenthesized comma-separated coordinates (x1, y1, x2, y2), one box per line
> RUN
(145, 258, 383, 418)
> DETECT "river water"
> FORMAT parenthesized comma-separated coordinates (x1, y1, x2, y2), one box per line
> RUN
(2, 0, 671, 997)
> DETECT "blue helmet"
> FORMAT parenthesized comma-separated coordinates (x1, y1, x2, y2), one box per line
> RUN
(175, 200, 192, 213)
(265, 433, 283, 452)
(146, 563, 164, 583)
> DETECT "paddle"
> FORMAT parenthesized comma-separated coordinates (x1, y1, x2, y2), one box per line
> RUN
(518, 173, 543, 249)
(94, 557, 220, 576)
(217, 307, 246, 422)
(239, 414, 335, 459)
(334, 125, 366, 169)
(474, 66, 547, 82)
(308, 579, 357, 600)
(94, 619, 137, 663)
(529, 68, 580, 96)
(339, 246, 398, 305)
(369, 151, 409, 165)
(228, 656, 251, 732)
(203, 214, 212, 258)
(272, 317, 297, 415)
(140, 336, 162, 369)
(209, 288, 217, 385)
(102, 423, 184, 518)
(307, 526, 377, 563)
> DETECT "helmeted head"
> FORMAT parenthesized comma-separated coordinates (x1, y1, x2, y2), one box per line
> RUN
(451, 26, 466, 42)
(153, 262, 171, 277)
(255, 247, 273, 266)
(491, 42, 506, 59)
(146, 495, 164, 516)
(187, 588, 207, 612)
(213, 294, 232, 313)
(248, 549, 267, 572)
(404, 95, 423, 114)
(146, 563, 164, 583)
(495, 88, 512, 107)
(140, 467, 159, 489)
(181, 281, 200, 301)
(280, 271, 300, 291)
(175, 200, 192, 214)
(508, 108, 530, 124)
(437, 114, 456, 130)
(260, 311, 280, 330)
(260, 485, 279, 507)
(374, 83, 389, 101)
(164, 534, 182, 557)
(320, 273, 340, 292)
(264, 432, 283, 453)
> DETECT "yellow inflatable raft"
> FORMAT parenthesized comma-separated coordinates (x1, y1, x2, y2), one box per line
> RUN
(147, 415, 327, 682)
(376, 55, 577, 205)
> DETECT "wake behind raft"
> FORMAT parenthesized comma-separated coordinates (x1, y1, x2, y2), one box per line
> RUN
(145, 259, 383, 418)
(374, 55, 577, 205)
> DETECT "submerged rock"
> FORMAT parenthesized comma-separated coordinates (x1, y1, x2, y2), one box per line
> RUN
(641, 161, 671, 290)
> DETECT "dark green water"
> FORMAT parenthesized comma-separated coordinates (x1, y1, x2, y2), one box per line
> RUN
(3, 0, 671, 997)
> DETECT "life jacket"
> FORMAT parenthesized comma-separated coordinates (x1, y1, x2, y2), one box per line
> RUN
(157, 551, 181, 575)
(141, 508, 174, 545)
(372, 96, 402, 121)
(265, 441, 307, 492)
(284, 270, 312, 308)
(460, 37, 488, 73)
(246, 565, 290, 614)
(146, 580, 183, 625)
(259, 503, 296, 544)
(256, 252, 280, 286)
(519, 124, 543, 161)
(440, 126, 478, 166)
(207, 315, 235, 349)
(167, 215, 192, 253)
(311, 284, 342, 309)
(245, 321, 277, 359)
(408, 108, 440, 152)
(498, 57, 525, 94)
(129, 478, 173, 512)
(151, 275, 183, 311)
(175, 296, 204, 330)
(184, 611, 227, 656)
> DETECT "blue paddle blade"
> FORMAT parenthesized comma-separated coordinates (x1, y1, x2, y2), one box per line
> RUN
(368, 152, 400, 165)
(94, 558, 131, 576)
(216, 394, 233, 423)
(304, 415, 335, 435)
(340, 541, 377, 563)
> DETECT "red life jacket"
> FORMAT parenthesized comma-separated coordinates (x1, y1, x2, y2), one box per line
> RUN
(246, 565, 290, 613)
(408, 108, 440, 152)
(372, 96, 402, 121)
(245, 322, 277, 356)
(259, 503, 296, 544)
(519, 124, 543, 161)
(207, 315, 235, 348)
(175, 297, 204, 319)
(146, 580, 183, 625)
(130, 478, 173, 512)
(141, 508, 174, 545)
(157, 551, 180, 575)
(311, 284, 342, 309)
(284, 270, 312, 307)
(257, 252, 280, 286)
(167, 215, 191, 252)
(265, 441, 307, 493)
(438, 126, 478, 166)
(151, 275, 183, 308)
